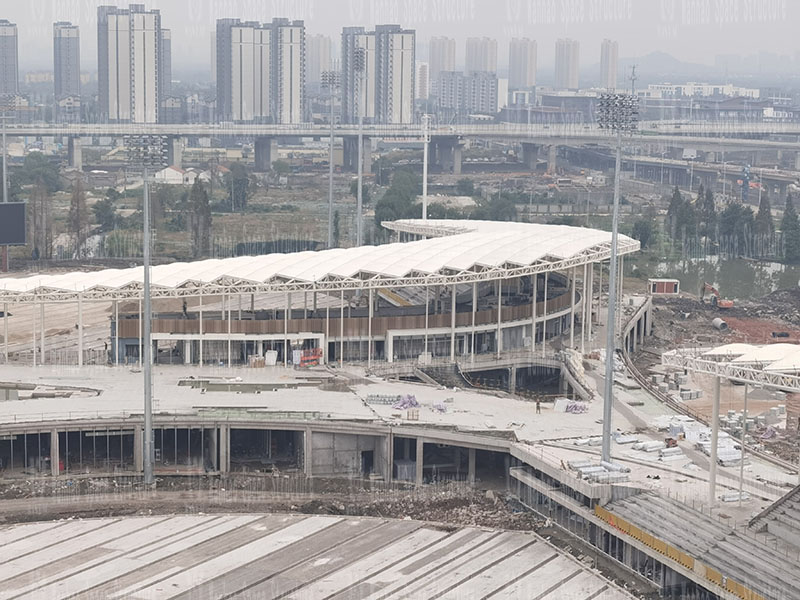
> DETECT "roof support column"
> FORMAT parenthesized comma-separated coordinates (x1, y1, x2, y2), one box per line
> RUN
(471, 282, 477, 362)
(739, 384, 748, 507)
(284, 292, 290, 367)
(198, 292, 204, 366)
(325, 303, 330, 363)
(368, 288, 373, 369)
(597, 260, 603, 327)
(136, 297, 141, 369)
(530, 275, 537, 357)
(339, 290, 344, 368)
(31, 300, 36, 366)
(40, 300, 45, 365)
(541, 273, 548, 358)
(581, 263, 587, 356)
(709, 375, 721, 507)
(450, 283, 456, 363)
(424, 286, 429, 359)
(114, 300, 119, 366)
(226, 292, 232, 368)
(569, 266, 576, 350)
(3, 302, 8, 364)
(496, 279, 502, 359)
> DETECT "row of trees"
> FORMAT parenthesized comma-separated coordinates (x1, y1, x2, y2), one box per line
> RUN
(661, 184, 800, 263)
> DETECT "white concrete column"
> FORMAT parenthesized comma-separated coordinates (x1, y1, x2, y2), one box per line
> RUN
(325, 304, 330, 363)
(339, 290, 344, 367)
(496, 279, 502, 358)
(114, 300, 119, 366)
(304, 428, 313, 476)
(541, 273, 548, 358)
(530, 274, 537, 357)
(3, 302, 8, 364)
(424, 286, 429, 357)
(50, 430, 59, 477)
(617, 256, 624, 338)
(183, 340, 192, 364)
(415, 437, 424, 485)
(79, 294, 85, 367)
(368, 288, 373, 368)
(31, 299, 36, 367)
(468, 447, 476, 485)
(581, 263, 587, 355)
(198, 292, 204, 366)
(136, 297, 141, 368)
(284, 292, 290, 367)
(134, 427, 143, 472)
(471, 282, 477, 360)
(386, 332, 394, 363)
(450, 283, 456, 362)
(569, 267, 576, 350)
(40, 301, 45, 365)
(219, 425, 229, 473)
(709, 376, 721, 507)
(227, 292, 232, 367)
(596, 261, 603, 326)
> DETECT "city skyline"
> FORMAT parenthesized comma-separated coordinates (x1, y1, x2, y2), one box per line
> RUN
(5, 1, 800, 74)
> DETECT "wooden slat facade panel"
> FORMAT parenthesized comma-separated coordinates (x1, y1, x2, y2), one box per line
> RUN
(117, 290, 575, 339)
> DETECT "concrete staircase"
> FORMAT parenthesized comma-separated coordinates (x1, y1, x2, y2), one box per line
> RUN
(750, 483, 800, 550)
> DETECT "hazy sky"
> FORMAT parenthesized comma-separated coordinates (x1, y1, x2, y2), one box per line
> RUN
(9, 0, 800, 73)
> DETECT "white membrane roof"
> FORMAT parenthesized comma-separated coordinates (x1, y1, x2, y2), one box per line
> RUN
(0, 220, 638, 302)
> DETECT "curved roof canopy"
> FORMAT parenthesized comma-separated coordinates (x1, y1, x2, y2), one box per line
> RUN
(0, 220, 639, 302)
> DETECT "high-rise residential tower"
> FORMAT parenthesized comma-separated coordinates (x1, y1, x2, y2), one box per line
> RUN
(97, 4, 162, 123)
(428, 36, 455, 82)
(306, 34, 332, 87)
(374, 24, 415, 124)
(555, 38, 580, 90)
(465, 37, 497, 74)
(160, 28, 171, 99)
(0, 20, 18, 97)
(600, 39, 618, 90)
(216, 18, 305, 123)
(54, 21, 80, 121)
(509, 38, 536, 90)
(416, 61, 429, 100)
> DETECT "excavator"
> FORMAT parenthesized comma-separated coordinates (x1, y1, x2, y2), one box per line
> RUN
(701, 282, 734, 309)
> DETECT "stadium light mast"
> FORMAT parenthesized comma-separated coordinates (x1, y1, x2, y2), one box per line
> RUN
(125, 135, 169, 486)
(421, 114, 432, 220)
(322, 69, 341, 248)
(596, 92, 639, 464)
(353, 47, 366, 246)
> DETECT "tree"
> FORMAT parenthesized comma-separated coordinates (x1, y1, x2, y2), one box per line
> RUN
(719, 202, 755, 257)
(16, 152, 60, 192)
(272, 160, 291, 177)
(471, 193, 517, 221)
(28, 182, 52, 260)
(374, 169, 421, 225)
(188, 179, 212, 258)
(226, 162, 250, 211)
(699, 186, 717, 241)
(350, 179, 372, 205)
(68, 178, 89, 258)
(755, 192, 774, 236)
(93, 198, 117, 232)
(632, 219, 653, 248)
(782, 194, 800, 263)
(456, 178, 475, 196)
(666, 186, 684, 239)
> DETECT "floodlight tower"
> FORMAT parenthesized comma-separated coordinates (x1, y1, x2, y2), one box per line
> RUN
(596, 93, 639, 463)
(322, 69, 341, 248)
(125, 135, 169, 486)
(353, 47, 366, 246)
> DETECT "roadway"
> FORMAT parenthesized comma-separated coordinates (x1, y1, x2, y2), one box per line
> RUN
(4, 121, 800, 151)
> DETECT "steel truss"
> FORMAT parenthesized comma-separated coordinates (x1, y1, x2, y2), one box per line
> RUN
(662, 348, 800, 393)
(0, 240, 639, 304)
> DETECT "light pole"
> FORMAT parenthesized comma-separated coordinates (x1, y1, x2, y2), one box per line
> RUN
(322, 70, 340, 248)
(596, 92, 638, 464)
(353, 47, 366, 246)
(125, 135, 169, 487)
(421, 114, 432, 220)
